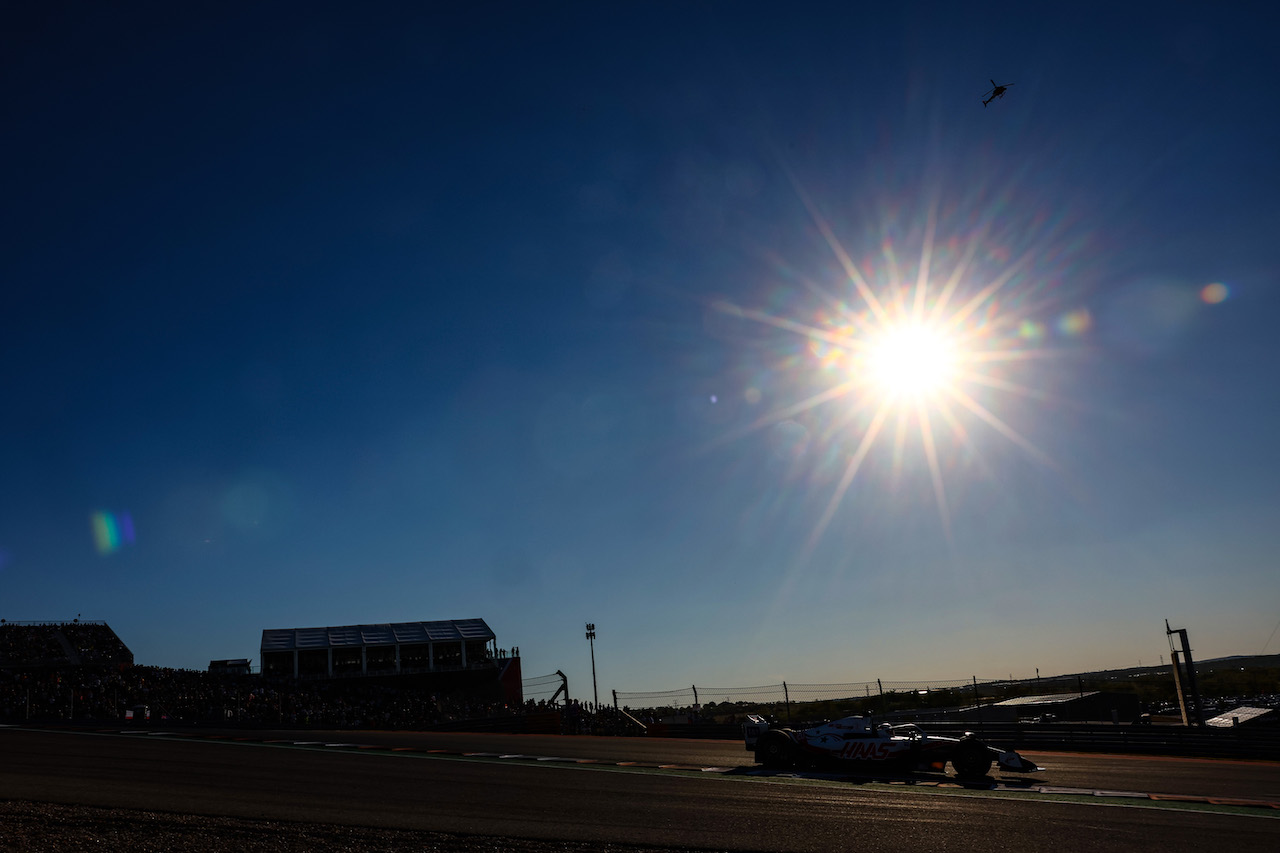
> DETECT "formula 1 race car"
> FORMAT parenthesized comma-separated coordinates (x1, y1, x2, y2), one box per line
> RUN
(743, 714, 1041, 778)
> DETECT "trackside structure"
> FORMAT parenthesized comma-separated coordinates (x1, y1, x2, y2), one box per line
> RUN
(261, 619, 499, 678)
(258, 618, 522, 705)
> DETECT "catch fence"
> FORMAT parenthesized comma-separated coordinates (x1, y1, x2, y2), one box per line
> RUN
(613, 674, 1089, 718)
(616, 678, 980, 708)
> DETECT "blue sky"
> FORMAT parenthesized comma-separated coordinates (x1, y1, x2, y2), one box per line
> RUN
(4, 1, 1278, 699)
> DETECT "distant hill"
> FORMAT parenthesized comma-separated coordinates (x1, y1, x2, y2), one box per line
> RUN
(1032, 654, 1280, 684)
(1197, 654, 1280, 670)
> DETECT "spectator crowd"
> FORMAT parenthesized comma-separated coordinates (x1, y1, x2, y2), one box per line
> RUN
(1, 622, 655, 734)
(0, 621, 132, 668)
(0, 665, 529, 728)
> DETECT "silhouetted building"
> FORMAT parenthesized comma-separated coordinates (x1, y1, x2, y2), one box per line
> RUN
(259, 618, 521, 706)
(208, 658, 252, 675)
(990, 691, 1142, 723)
(1206, 706, 1276, 728)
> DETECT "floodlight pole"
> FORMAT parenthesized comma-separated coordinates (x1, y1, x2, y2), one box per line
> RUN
(585, 623, 598, 709)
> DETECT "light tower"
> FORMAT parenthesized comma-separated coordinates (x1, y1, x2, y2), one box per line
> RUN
(585, 622, 598, 709)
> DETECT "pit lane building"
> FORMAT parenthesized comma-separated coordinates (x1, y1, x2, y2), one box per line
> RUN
(988, 691, 1141, 723)
(1206, 706, 1276, 728)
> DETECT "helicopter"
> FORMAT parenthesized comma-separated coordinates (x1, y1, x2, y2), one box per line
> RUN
(982, 79, 1013, 107)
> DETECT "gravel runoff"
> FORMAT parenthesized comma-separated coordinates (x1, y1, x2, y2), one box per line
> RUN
(0, 800, 736, 853)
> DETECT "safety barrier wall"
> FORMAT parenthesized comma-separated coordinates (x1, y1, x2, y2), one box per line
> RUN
(423, 711, 562, 735)
(939, 722, 1280, 760)
(648, 720, 1280, 760)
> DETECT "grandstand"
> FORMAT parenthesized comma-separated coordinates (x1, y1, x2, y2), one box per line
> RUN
(259, 618, 522, 705)
(0, 620, 133, 671)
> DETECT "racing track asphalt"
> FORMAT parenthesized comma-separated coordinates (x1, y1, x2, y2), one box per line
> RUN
(58, 725, 1280, 802)
(3, 726, 1278, 852)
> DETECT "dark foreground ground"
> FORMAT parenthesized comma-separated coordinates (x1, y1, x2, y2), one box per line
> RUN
(6, 727, 1278, 853)
(1, 801, 713, 853)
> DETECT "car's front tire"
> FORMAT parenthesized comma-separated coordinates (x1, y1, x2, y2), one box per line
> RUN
(951, 740, 993, 779)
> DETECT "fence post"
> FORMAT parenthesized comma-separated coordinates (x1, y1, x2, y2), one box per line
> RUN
(973, 676, 984, 735)
(783, 682, 790, 722)
(877, 679, 883, 715)
(692, 685, 698, 708)
(612, 689, 618, 710)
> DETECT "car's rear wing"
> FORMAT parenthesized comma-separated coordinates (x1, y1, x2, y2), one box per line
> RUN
(743, 714, 770, 750)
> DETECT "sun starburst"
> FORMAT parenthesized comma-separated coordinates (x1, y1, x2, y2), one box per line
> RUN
(705, 179, 1086, 560)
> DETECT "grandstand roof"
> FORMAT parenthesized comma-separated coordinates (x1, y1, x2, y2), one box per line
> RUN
(260, 619, 495, 652)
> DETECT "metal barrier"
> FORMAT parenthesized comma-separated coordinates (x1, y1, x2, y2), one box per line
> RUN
(647, 720, 1280, 760)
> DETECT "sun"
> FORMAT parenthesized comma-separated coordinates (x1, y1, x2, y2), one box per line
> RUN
(865, 321, 959, 399)
(701, 182, 1079, 557)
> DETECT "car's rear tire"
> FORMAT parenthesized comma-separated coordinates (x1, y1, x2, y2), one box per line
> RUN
(951, 741, 992, 779)
(757, 732, 795, 769)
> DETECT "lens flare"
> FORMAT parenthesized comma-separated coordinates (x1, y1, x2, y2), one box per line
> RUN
(1057, 309, 1092, 336)
(1018, 320, 1046, 342)
(1200, 282, 1229, 304)
(91, 510, 136, 555)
